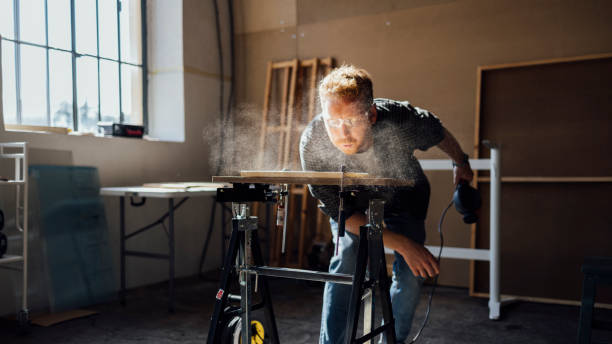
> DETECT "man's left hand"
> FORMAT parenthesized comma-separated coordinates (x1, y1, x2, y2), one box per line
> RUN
(453, 165, 474, 185)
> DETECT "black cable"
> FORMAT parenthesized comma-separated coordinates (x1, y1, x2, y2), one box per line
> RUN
(409, 197, 454, 344)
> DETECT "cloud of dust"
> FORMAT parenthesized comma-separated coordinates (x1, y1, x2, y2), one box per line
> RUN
(203, 103, 287, 176)
(202, 100, 422, 181)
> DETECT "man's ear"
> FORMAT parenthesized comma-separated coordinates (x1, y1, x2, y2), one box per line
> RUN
(369, 104, 377, 124)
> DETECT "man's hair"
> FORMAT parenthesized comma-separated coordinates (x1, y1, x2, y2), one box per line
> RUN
(318, 65, 373, 112)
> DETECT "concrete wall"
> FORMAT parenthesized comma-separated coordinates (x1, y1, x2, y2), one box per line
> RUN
(233, 0, 612, 287)
(0, 0, 229, 315)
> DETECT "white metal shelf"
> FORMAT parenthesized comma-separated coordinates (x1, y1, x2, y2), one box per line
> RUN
(0, 180, 26, 185)
(0, 142, 29, 327)
(0, 255, 25, 265)
(415, 149, 503, 320)
(0, 153, 25, 159)
(0, 142, 26, 148)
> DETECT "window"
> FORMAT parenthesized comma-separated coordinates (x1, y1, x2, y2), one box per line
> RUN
(1, 0, 147, 133)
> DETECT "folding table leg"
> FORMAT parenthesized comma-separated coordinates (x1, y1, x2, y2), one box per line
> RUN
(120, 196, 126, 306)
(199, 199, 217, 276)
(168, 198, 175, 313)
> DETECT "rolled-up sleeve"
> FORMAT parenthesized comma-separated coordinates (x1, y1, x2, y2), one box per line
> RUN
(408, 105, 445, 151)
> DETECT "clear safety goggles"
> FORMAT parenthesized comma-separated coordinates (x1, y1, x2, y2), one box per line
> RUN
(323, 112, 370, 129)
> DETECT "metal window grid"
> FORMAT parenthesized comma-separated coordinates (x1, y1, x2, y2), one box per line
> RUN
(1, 0, 148, 132)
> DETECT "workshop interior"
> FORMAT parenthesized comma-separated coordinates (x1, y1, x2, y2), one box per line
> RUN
(0, 1, 611, 343)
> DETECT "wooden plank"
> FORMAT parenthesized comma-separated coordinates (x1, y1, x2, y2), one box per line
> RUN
(282, 59, 299, 169)
(291, 186, 307, 195)
(258, 61, 274, 168)
(31, 309, 99, 327)
(307, 58, 319, 121)
(5, 124, 70, 134)
(142, 182, 227, 189)
(271, 60, 296, 69)
(277, 66, 291, 168)
(297, 185, 309, 267)
(470, 65, 483, 296)
(240, 170, 369, 179)
(299, 58, 316, 68)
(213, 175, 414, 187)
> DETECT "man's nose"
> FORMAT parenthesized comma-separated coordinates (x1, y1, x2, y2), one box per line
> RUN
(340, 123, 351, 137)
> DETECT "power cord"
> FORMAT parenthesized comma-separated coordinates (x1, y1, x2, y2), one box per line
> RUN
(409, 197, 454, 343)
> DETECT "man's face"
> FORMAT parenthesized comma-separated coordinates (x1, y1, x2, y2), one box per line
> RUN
(322, 98, 375, 155)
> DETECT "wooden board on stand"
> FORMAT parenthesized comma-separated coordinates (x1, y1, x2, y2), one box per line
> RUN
(240, 170, 369, 179)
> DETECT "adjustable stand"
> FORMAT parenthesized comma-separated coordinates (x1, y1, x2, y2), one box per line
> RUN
(346, 199, 396, 343)
(206, 185, 396, 344)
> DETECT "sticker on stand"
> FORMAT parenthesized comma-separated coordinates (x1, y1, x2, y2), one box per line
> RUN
(216, 289, 224, 300)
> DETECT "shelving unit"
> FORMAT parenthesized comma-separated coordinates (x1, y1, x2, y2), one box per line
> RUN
(0, 142, 29, 329)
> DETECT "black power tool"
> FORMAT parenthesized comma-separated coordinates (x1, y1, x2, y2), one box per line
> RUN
(453, 181, 482, 224)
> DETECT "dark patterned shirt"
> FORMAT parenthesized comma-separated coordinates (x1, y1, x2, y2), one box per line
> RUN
(299, 98, 445, 221)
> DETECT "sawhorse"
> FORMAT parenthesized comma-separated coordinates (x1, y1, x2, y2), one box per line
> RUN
(206, 184, 397, 344)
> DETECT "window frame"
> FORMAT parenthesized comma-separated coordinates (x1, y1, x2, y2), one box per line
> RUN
(1, 0, 148, 133)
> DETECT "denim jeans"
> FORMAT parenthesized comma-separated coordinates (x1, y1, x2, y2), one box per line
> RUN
(319, 215, 425, 344)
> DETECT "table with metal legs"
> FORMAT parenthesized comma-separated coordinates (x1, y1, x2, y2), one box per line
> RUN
(101, 185, 220, 312)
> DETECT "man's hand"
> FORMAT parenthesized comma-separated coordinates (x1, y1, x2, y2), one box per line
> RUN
(453, 164, 474, 185)
(350, 214, 440, 279)
(399, 237, 440, 279)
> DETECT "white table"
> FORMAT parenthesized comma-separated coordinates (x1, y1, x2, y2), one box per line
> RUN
(100, 183, 225, 312)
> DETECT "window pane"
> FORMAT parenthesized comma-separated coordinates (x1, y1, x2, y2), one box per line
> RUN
(98, 0, 118, 59)
(75, 0, 97, 55)
(120, 0, 142, 64)
(0, 0, 14, 39)
(121, 64, 142, 125)
(1, 40, 17, 124)
(76, 56, 99, 132)
(99, 59, 119, 122)
(48, 0, 72, 50)
(20, 45, 48, 125)
(49, 50, 73, 128)
(20, 0, 46, 45)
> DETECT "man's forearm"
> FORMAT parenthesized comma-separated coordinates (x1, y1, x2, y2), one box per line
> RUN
(344, 212, 439, 278)
(437, 128, 474, 185)
(345, 212, 406, 255)
(437, 128, 468, 163)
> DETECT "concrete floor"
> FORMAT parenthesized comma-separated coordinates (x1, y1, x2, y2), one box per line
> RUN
(1, 275, 611, 344)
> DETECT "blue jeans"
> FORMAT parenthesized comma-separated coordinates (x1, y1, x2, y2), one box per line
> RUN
(320, 215, 425, 344)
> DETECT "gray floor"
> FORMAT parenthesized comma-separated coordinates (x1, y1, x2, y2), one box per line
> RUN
(1, 275, 611, 344)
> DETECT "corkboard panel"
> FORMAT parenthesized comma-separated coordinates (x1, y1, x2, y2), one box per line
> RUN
(474, 55, 612, 303)
(474, 183, 612, 303)
(477, 56, 612, 177)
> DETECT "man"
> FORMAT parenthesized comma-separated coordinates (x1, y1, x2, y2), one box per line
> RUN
(299, 65, 474, 343)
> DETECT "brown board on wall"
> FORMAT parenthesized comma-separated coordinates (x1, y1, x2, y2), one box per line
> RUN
(474, 54, 612, 303)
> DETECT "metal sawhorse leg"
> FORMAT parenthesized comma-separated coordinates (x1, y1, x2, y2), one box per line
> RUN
(206, 191, 397, 344)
